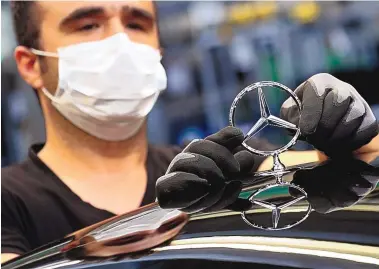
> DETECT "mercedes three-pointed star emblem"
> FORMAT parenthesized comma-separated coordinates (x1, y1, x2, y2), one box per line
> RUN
(229, 81, 312, 231)
(241, 182, 312, 231)
(229, 81, 302, 158)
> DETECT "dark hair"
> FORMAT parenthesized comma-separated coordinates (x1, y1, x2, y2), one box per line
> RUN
(11, 1, 44, 103)
(11, 1, 42, 49)
(11, 1, 160, 49)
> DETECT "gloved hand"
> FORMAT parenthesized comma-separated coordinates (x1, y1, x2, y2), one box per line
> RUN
(281, 73, 378, 156)
(156, 126, 256, 213)
(291, 158, 379, 214)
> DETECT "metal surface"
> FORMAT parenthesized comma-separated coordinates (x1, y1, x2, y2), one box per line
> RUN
(3, 157, 378, 269)
(241, 181, 312, 231)
(3, 80, 379, 269)
(229, 81, 302, 157)
(2, 204, 188, 269)
(230, 81, 309, 231)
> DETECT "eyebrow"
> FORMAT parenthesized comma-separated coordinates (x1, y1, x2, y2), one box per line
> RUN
(59, 6, 155, 29)
(122, 6, 155, 22)
(59, 6, 106, 29)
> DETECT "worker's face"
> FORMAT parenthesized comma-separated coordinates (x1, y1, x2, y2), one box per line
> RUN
(15, 1, 159, 94)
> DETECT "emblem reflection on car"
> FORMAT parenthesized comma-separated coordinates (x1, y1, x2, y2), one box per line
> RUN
(229, 81, 312, 231)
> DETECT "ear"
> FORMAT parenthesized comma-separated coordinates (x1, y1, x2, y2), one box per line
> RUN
(14, 46, 44, 89)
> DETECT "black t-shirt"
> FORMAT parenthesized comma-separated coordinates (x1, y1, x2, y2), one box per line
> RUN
(1, 142, 267, 255)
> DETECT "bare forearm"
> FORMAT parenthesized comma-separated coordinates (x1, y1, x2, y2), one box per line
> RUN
(258, 150, 320, 171)
(317, 134, 379, 162)
(1, 253, 19, 264)
(354, 134, 379, 154)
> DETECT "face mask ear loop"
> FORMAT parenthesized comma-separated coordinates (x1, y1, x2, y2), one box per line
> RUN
(30, 48, 59, 58)
(30, 48, 62, 103)
(41, 87, 63, 104)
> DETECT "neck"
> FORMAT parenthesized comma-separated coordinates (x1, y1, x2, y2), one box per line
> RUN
(39, 106, 148, 176)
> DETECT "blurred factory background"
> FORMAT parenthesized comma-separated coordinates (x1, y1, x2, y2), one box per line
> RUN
(2, 1, 379, 166)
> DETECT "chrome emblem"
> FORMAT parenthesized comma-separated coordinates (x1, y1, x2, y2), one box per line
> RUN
(241, 183, 312, 230)
(230, 81, 312, 231)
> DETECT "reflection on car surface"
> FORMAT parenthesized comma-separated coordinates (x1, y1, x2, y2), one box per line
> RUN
(3, 158, 379, 269)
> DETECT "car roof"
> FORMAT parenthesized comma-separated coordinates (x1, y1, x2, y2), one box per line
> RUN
(4, 158, 379, 269)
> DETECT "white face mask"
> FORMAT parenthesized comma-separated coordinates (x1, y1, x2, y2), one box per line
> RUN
(31, 33, 167, 141)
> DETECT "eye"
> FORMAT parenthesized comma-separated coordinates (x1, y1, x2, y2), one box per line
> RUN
(78, 23, 100, 32)
(126, 22, 145, 31)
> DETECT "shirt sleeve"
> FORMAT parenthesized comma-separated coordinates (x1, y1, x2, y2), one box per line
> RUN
(1, 188, 30, 255)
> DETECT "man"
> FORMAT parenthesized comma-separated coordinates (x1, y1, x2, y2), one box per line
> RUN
(2, 1, 378, 263)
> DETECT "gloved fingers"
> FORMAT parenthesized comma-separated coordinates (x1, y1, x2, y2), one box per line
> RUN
(282, 73, 377, 155)
(202, 181, 242, 213)
(328, 189, 359, 208)
(297, 80, 330, 136)
(325, 120, 364, 155)
(226, 150, 257, 182)
(157, 127, 249, 212)
(347, 175, 376, 197)
(180, 158, 246, 213)
(234, 150, 256, 174)
(165, 152, 225, 186)
(329, 95, 365, 140)
(293, 180, 358, 213)
(307, 196, 334, 214)
(183, 139, 240, 175)
(281, 78, 328, 135)
(292, 168, 335, 214)
(319, 101, 366, 155)
(156, 172, 209, 209)
(226, 198, 252, 212)
(295, 73, 360, 137)
(280, 86, 303, 126)
(181, 184, 225, 213)
(305, 93, 357, 154)
(205, 126, 245, 151)
(316, 89, 352, 140)
(348, 81, 379, 150)
(291, 158, 379, 213)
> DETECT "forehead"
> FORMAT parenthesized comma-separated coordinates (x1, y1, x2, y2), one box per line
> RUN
(38, 1, 155, 21)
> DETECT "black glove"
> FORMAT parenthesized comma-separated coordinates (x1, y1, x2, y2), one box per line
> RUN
(292, 158, 379, 214)
(281, 73, 378, 156)
(156, 126, 256, 213)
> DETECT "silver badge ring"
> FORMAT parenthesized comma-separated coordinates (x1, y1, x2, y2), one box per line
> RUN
(229, 80, 311, 231)
(229, 81, 302, 157)
(241, 182, 312, 231)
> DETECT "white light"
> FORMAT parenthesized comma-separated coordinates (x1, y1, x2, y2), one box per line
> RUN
(154, 236, 379, 266)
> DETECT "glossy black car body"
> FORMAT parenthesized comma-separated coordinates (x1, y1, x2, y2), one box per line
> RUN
(3, 157, 379, 269)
